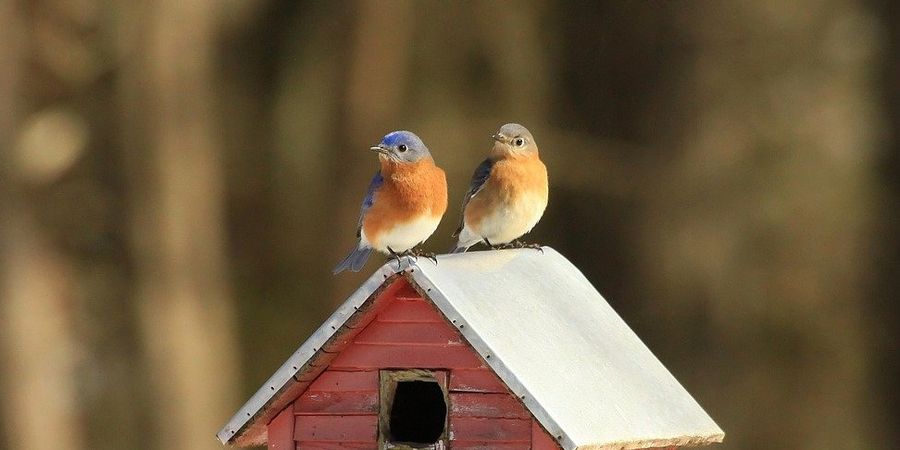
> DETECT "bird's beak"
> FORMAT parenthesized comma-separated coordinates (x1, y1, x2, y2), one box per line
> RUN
(370, 145, 389, 155)
(492, 134, 505, 143)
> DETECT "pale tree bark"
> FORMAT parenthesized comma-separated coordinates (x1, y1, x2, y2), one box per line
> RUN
(117, 1, 241, 449)
(635, 1, 886, 449)
(0, 2, 85, 450)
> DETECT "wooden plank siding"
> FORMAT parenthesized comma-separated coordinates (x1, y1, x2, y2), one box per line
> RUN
(267, 406, 295, 450)
(449, 368, 509, 393)
(294, 415, 378, 441)
(449, 393, 531, 419)
(281, 278, 562, 449)
(532, 420, 563, 450)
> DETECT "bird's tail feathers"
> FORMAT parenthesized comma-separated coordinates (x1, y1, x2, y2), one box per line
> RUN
(449, 237, 479, 254)
(333, 245, 374, 274)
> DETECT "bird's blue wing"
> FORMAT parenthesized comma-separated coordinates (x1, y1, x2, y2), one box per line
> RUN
(356, 171, 384, 238)
(453, 158, 494, 237)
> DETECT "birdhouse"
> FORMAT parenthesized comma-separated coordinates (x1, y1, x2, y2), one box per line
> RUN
(218, 248, 724, 450)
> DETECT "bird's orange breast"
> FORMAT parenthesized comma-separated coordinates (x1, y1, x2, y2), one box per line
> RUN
(465, 152, 548, 228)
(363, 158, 448, 241)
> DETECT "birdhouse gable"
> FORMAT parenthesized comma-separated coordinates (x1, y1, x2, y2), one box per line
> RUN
(219, 248, 724, 450)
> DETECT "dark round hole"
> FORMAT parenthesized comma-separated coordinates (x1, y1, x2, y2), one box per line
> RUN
(389, 380, 446, 444)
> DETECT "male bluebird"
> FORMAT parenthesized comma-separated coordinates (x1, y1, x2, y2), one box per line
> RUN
(451, 123, 548, 253)
(334, 130, 448, 274)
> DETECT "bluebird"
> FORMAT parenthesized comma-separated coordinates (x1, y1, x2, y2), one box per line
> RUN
(451, 123, 548, 253)
(334, 130, 448, 274)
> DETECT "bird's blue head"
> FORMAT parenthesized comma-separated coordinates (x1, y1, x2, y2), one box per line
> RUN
(370, 130, 431, 163)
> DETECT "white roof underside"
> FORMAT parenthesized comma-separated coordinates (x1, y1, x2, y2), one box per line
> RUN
(217, 247, 723, 449)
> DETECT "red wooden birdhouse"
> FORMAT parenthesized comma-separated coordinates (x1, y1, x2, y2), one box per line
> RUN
(218, 248, 724, 450)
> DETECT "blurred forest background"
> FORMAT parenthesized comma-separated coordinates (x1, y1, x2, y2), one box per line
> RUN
(0, 1, 897, 450)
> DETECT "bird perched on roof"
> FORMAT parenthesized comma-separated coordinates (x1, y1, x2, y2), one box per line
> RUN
(451, 123, 548, 253)
(334, 130, 448, 274)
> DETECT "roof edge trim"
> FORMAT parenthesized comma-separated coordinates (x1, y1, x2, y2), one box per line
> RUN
(217, 260, 415, 445)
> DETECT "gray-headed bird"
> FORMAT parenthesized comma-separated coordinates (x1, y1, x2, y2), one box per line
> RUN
(451, 123, 548, 253)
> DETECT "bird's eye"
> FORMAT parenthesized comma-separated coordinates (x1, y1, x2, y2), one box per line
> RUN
(398, 144, 408, 152)
(514, 138, 525, 147)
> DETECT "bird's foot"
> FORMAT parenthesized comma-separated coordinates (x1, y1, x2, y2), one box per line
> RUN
(483, 238, 505, 251)
(410, 247, 438, 264)
(386, 247, 405, 270)
(510, 240, 544, 253)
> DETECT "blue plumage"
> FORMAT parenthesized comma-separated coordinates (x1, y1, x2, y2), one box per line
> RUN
(332, 246, 373, 274)
(335, 129, 445, 274)
(381, 130, 426, 151)
(356, 171, 384, 238)
(334, 172, 384, 274)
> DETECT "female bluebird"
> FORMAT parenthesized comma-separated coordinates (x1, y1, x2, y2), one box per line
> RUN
(334, 131, 448, 274)
(451, 123, 548, 253)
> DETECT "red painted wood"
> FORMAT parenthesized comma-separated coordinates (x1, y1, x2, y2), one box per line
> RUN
(295, 368, 320, 382)
(309, 350, 338, 368)
(354, 321, 463, 345)
(321, 326, 359, 352)
(392, 279, 422, 299)
(305, 370, 378, 392)
(431, 370, 448, 387)
(449, 417, 531, 442)
(376, 299, 445, 322)
(276, 378, 312, 401)
(449, 443, 531, 450)
(343, 278, 405, 329)
(344, 308, 381, 330)
(266, 406, 295, 450)
(295, 442, 375, 449)
(450, 393, 530, 419)
(275, 283, 561, 448)
(329, 343, 483, 369)
(294, 415, 377, 442)
(294, 391, 378, 415)
(449, 368, 508, 393)
(531, 420, 563, 450)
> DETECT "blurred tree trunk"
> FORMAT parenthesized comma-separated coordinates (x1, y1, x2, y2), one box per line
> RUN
(117, 1, 240, 449)
(635, 2, 885, 449)
(328, 0, 417, 293)
(0, 3, 85, 450)
(876, 0, 900, 440)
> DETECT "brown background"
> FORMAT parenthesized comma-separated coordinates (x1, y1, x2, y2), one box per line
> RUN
(0, 1, 897, 450)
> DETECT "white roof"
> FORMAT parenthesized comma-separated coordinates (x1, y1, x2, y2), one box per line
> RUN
(218, 247, 724, 449)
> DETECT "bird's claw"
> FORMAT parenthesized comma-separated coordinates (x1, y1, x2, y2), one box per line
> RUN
(510, 240, 544, 253)
(483, 238, 504, 251)
(422, 252, 438, 264)
(386, 247, 438, 269)
(410, 247, 438, 265)
(386, 247, 405, 270)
